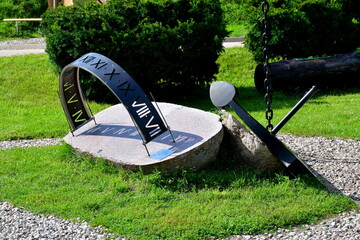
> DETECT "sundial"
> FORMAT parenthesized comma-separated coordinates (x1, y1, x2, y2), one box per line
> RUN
(59, 53, 223, 173)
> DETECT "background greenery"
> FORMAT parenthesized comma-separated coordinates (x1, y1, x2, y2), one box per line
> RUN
(245, 0, 360, 62)
(1, 49, 359, 141)
(41, 0, 228, 101)
(0, 0, 48, 39)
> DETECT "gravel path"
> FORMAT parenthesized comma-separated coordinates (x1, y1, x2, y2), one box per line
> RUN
(0, 38, 46, 46)
(0, 38, 46, 56)
(0, 38, 358, 239)
(0, 138, 62, 150)
(0, 37, 242, 57)
(0, 202, 118, 240)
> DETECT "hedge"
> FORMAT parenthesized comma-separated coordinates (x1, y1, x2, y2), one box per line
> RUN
(245, 0, 360, 62)
(41, 0, 228, 101)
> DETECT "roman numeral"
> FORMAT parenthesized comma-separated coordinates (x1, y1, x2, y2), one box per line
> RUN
(86, 127, 102, 133)
(117, 81, 134, 97)
(101, 127, 115, 134)
(80, 55, 96, 63)
(63, 82, 74, 91)
(72, 110, 86, 123)
(137, 105, 151, 118)
(145, 116, 161, 137)
(67, 93, 78, 104)
(149, 127, 161, 137)
(132, 97, 144, 108)
(104, 68, 120, 81)
(114, 128, 131, 135)
(91, 59, 108, 69)
(132, 100, 151, 118)
(174, 135, 187, 143)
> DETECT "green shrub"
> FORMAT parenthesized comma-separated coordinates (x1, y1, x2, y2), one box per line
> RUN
(41, 0, 228, 101)
(245, 0, 360, 62)
(0, 0, 48, 38)
(220, 0, 247, 25)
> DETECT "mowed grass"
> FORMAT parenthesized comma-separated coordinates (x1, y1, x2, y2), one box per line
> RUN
(0, 54, 110, 140)
(1, 50, 359, 140)
(0, 144, 356, 240)
(215, 48, 360, 139)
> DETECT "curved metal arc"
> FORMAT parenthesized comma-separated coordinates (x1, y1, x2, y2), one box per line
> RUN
(59, 66, 92, 130)
(59, 52, 168, 143)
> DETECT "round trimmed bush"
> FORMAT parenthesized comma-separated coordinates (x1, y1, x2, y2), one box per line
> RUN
(41, 0, 228, 101)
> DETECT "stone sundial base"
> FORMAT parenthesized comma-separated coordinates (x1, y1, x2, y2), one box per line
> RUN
(64, 102, 223, 174)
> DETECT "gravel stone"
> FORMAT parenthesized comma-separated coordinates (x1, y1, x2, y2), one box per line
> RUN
(0, 38, 46, 56)
(278, 134, 360, 202)
(0, 202, 123, 239)
(0, 37, 45, 46)
(0, 138, 62, 150)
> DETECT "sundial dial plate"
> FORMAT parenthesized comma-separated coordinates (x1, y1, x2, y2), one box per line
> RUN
(64, 102, 223, 173)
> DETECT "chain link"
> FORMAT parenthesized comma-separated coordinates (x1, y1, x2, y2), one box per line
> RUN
(262, 0, 273, 131)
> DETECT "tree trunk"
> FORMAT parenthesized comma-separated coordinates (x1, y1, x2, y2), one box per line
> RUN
(63, 0, 74, 6)
(48, 0, 59, 9)
(254, 52, 360, 92)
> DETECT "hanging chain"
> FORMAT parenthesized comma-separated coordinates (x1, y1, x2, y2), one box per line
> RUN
(262, 0, 273, 131)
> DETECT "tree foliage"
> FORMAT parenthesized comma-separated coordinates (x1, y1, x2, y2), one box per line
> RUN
(0, 0, 48, 37)
(41, 0, 228, 101)
(245, 0, 360, 62)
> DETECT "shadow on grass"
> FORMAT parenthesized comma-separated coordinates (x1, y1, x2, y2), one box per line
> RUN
(145, 146, 327, 194)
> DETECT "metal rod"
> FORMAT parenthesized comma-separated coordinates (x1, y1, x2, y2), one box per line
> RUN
(149, 92, 176, 143)
(227, 97, 319, 180)
(271, 85, 318, 135)
(143, 142, 150, 156)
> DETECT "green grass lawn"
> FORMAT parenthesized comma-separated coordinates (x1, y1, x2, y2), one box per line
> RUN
(226, 24, 248, 37)
(0, 144, 355, 239)
(2, 50, 358, 141)
(0, 54, 110, 140)
(0, 50, 359, 239)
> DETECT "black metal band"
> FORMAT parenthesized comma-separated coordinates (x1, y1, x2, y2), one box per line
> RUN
(59, 52, 168, 143)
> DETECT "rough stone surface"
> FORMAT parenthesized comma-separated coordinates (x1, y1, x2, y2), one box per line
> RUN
(64, 102, 223, 173)
(220, 111, 284, 172)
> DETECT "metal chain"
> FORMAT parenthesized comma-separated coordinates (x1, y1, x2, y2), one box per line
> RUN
(262, 0, 273, 131)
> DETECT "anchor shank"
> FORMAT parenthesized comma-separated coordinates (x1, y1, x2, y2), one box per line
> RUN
(271, 85, 318, 135)
(228, 100, 296, 167)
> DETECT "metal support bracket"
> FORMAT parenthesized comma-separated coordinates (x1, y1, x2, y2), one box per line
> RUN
(210, 81, 319, 178)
